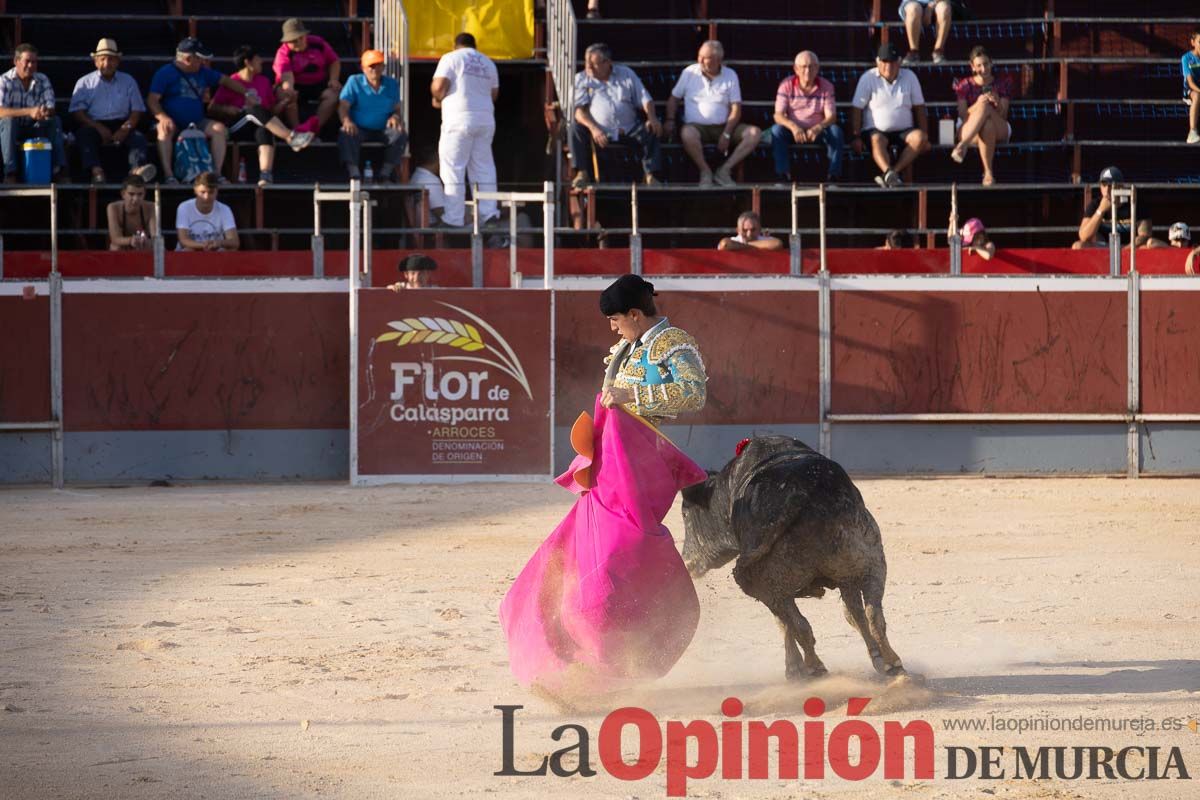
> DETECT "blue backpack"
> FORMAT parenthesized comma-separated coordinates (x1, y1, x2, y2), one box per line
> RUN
(174, 124, 214, 183)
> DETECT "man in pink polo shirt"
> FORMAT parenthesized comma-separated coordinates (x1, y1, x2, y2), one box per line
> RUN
(769, 50, 843, 184)
(273, 18, 341, 133)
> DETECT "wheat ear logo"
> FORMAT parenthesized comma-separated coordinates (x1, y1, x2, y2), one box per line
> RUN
(375, 301, 533, 400)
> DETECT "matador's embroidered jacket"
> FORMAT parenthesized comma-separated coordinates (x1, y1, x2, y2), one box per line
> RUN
(602, 317, 707, 424)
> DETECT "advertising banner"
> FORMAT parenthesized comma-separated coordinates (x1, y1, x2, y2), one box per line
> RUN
(356, 289, 551, 479)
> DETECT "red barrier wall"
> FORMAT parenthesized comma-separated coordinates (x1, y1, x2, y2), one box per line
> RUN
(1140, 292, 1200, 414)
(0, 296, 52, 422)
(3, 247, 1195, 280)
(61, 294, 347, 431)
(831, 291, 1128, 414)
(5, 283, 1200, 434)
(554, 291, 821, 426)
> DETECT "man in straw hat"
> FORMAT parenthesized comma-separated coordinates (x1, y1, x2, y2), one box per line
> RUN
(70, 38, 155, 183)
(273, 18, 341, 133)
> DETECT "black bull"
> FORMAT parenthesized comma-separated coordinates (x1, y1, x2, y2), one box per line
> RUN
(681, 436, 906, 679)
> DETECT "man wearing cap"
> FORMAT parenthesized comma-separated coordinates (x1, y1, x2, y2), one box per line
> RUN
(431, 32, 500, 228)
(338, 50, 406, 182)
(1169, 222, 1192, 248)
(1074, 166, 1131, 249)
(849, 42, 929, 189)
(274, 19, 341, 133)
(0, 43, 67, 183)
(176, 171, 238, 252)
(387, 253, 438, 291)
(147, 37, 247, 183)
(70, 38, 154, 183)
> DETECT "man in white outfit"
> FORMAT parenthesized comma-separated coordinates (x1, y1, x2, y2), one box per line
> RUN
(431, 32, 499, 227)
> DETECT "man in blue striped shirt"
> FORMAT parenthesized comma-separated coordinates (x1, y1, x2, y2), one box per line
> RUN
(70, 38, 155, 183)
(0, 43, 66, 182)
(569, 43, 663, 187)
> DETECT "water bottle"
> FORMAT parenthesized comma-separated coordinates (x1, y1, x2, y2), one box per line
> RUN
(237, 157, 248, 183)
(363, 160, 374, 182)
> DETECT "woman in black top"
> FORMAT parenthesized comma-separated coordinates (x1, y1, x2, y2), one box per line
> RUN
(106, 174, 157, 250)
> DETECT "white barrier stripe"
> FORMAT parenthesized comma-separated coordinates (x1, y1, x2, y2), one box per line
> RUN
(829, 413, 1129, 422)
(1139, 277, 1200, 291)
(60, 278, 350, 294)
(353, 474, 551, 486)
(0, 282, 49, 295)
(525, 275, 821, 291)
(830, 276, 1128, 292)
(4, 275, 1198, 296)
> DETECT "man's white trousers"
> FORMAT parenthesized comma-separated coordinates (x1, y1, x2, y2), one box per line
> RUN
(438, 121, 497, 226)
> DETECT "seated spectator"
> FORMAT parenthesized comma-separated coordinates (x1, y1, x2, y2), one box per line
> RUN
(148, 38, 247, 184)
(900, 0, 952, 65)
(960, 217, 995, 260)
(338, 50, 407, 182)
(666, 40, 761, 188)
(1183, 29, 1200, 144)
(406, 146, 445, 226)
(570, 43, 662, 188)
(950, 46, 1012, 186)
(1074, 167, 1130, 249)
(208, 45, 315, 186)
(176, 171, 238, 251)
(387, 253, 438, 291)
(106, 174, 157, 251)
(1185, 245, 1200, 275)
(770, 50, 843, 184)
(1128, 218, 1167, 249)
(717, 211, 783, 252)
(275, 19, 341, 133)
(850, 43, 930, 189)
(1169, 222, 1191, 248)
(70, 39, 155, 183)
(877, 229, 908, 249)
(0, 43, 67, 183)
(586, 1, 601, 19)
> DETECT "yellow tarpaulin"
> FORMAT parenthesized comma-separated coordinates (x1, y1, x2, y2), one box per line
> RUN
(407, 0, 534, 60)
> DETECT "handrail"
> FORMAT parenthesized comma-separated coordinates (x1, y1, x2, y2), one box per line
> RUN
(0, 185, 63, 489)
(547, 0, 577, 133)
(376, 0, 409, 154)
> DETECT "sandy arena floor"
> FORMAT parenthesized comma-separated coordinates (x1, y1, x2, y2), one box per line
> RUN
(1, 477, 1198, 799)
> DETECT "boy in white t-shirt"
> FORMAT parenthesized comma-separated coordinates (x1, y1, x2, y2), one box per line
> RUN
(665, 40, 761, 188)
(405, 147, 446, 228)
(175, 171, 239, 251)
(430, 32, 499, 227)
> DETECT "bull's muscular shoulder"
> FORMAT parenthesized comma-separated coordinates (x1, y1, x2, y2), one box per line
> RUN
(645, 326, 701, 364)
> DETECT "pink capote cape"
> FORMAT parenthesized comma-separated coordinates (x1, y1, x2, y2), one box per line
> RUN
(499, 395, 707, 691)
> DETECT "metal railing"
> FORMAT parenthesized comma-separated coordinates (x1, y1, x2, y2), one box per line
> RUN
(376, 0, 410, 151)
(547, 0, 577, 197)
(468, 182, 557, 288)
(0, 186, 63, 489)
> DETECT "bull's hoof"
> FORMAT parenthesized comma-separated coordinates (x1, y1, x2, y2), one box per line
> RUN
(785, 664, 828, 682)
(885, 664, 907, 677)
(871, 655, 889, 674)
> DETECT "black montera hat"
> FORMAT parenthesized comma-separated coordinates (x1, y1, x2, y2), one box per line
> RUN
(400, 253, 437, 272)
(599, 274, 657, 316)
